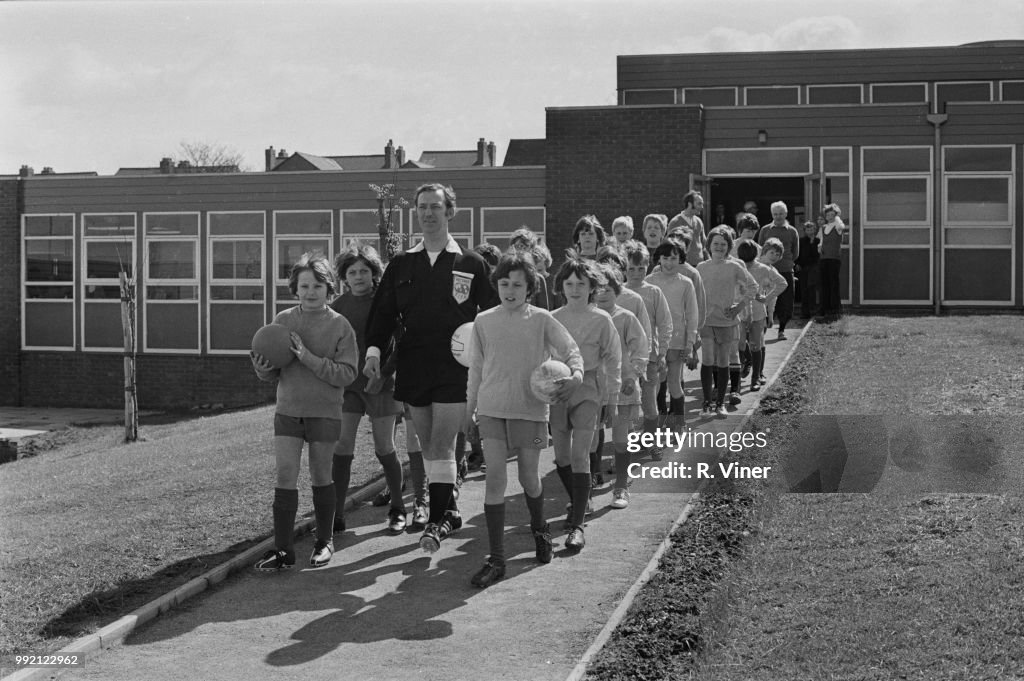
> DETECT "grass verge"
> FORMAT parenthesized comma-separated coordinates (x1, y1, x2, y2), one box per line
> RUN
(586, 315, 1024, 680)
(0, 405, 401, 658)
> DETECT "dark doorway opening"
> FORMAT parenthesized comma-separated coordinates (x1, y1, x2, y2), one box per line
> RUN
(707, 177, 806, 232)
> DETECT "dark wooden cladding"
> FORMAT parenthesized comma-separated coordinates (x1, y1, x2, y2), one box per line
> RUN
(618, 44, 1024, 90)
(703, 105, 933, 146)
(943, 102, 1024, 143)
(20, 167, 546, 213)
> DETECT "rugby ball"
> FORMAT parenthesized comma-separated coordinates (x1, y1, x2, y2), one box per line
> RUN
(529, 360, 572, 404)
(451, 322, 475, 368)
(251, 324, 295, 369)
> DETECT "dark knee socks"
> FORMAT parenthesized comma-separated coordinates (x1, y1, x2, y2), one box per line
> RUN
(716, 366, 729, 404)
(556, 463, 573, 498)
(408, 450, 426, 501)
(570, 473, 591, 528)
(427, 482, 455, 524)
(376, 451, 405, 511)
(589, 428, 604, 477)
(700, 365, 714, 402)
(614, 447, 630, 489)
(484, 503, 506, 564)
(730, 367, 741, 394)
(751, 350, 763, 386)
(273, 487, 299, 552)
(332, 455, 353, 520)
(525, 490, 546, 532)
(312, 483, 335, 543)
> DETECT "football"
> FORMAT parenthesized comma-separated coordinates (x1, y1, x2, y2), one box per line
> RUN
(451, 322, 475, 368)
(251, 324, 295, 369)
(529, 360, 572, 404)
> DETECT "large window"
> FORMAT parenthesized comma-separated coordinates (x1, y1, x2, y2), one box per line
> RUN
(143, 213, 200, 353)
(274, 210, 332, 314)
(209, 211, 265, 353)
(23, 214, 75, 349)
(807, 84, 862, 105)
(82, 213, 136, 351)
(341, 208, 403, 255)
(869, 82, 927, 104)
(744, 86, 799, 106)
(481, 207, 546, 251)
(683, 87, 736, 106)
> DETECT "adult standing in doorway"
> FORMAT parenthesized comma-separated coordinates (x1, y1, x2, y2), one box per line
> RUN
(757, 201, 800, 340)
(364, 183, 497, 554)
(668, 190, 708, 267)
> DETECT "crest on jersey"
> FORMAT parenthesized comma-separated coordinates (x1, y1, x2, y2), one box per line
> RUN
(452, 271, 474, 304)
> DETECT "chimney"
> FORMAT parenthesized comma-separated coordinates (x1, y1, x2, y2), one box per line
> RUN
(396, 146, 406, 167)
(384, 139, 395, 169)
(476, 137, 486, 166)
(265, 146, 275, 171)
(41, 167, 55, 175)
(487, 141, 496, 167)
(160, 157, 174, 174)
(19, 165, 34, 177)
(177, 160, 192, 172)
(277, 149, 288, 159)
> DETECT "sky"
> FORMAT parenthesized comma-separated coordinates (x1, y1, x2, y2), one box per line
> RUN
(2, 0, 1022, 175)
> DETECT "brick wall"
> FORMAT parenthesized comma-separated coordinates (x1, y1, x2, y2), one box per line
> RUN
(19, 353, 276, 410)
(545, 105, 704, 260)
(0, 180, 21, 406)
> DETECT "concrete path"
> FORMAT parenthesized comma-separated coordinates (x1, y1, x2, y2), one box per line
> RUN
(39, 328, 803, 681)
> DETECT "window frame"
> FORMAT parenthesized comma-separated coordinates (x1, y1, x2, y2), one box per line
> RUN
(805, 84, 863, 105)
(340, 207, 404, 255)
(681, 87, 737, 107)
(480, 206, 547, 250)
(272, 210, 334, 314)
(742, 85, 801, 106)
(868, 82, 928, 104)
(999, 80, 1024, 101)
(141, 212, 201, 354)
(621, 88, 677, 105)
(933, 80, 994, 112)
(207, 211, 267, 355)
(81, 212, 137, 352)
(22, 213, 76, 351)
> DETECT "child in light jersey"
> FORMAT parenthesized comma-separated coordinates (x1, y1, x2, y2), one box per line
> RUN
(737, 241, 786, 392)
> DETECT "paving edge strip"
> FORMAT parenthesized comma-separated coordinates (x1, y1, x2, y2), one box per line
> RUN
(564, 320, 814, 681)
(1, 473, 394, 681)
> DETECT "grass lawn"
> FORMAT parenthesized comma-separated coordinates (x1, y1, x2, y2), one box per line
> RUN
(0, 405, 403, 658)
(587, 315, 1024, 680)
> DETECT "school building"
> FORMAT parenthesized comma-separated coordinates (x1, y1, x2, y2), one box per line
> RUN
(3, 41, 1023, 409)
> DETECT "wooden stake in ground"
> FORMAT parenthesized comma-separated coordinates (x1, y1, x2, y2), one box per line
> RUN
(119, 271, 138, 442)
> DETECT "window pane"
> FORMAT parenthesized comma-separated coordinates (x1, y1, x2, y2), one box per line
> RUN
(863, 148, 931, 173)
(684, 88, 736, 106)
(210, 212, 264, 236)
(705, 148, 810, 175)
(147, 285, 198, 300)
(276, 211, 331, 235)
(823, 149, 850, 173)
(146, 213, 198, 236)
(26, 239, 73, 281)
(84, 301, 126, 347)
(944, 147, 1013, 172)
(211, 285, 264, 301)
(210, 303, 265, 350)
(623, 89, 675, 105)
(826, 176, 850, 217)
(277, 239, 329, 279)
(482, 208, 546, 237)
(807, 86, 861, 104)
(936, 82, 991, 110)
(1002, 82, 1024, 101)
(84, 214, 135, 237)
(862, 228, 930, 246)
(26, 285, 73, 299)
(25, 301, 74, 348)
(745, 87, 798, 105)
(945, 228, 1012, 246)
(85, 284, 124, 299)
(871, 83, 926, 103)
(146, 303, 199, 350)
(24, 215, 73, 237)
(212, 240, 263, 279)
(148, 241, 196, 279)
(342, 209, 401, 239)
(86, 241, 134, 279)
(947, 178, 1010, 223)
(865, 178, 928, 222)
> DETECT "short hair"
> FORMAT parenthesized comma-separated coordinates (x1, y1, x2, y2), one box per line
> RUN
(490, 250, 539, 298)
(707, 226, 734, 254)
(823, 202, 842, 217)
(737, 212, 760, 234)
(737, 240, 759, 263)
(716, 224, 736, 240)
(572, 215, 606, 249)
(595, 245, 626, 272)
(642, 213, 668, 234)
(802, 220, 818, 231)
(554, 250, 606, 302)
(473, 242, 502, 268)
(289, 252, 337, 297)
(770, 200, 788, 215)
(597, 263, 622, 296)
(335, 241, 383, 291)
(509, 226, 540, 249)
(414, 183, 456, 211)
(665, 225, 692, 250)
(531, 241, 553, 273)
(652, 238, 686, 262)
(621, 239, 651, 266)
(762, 237, 784, 255)
(611, 215, 634, 233)
(683, 190, 703, 209)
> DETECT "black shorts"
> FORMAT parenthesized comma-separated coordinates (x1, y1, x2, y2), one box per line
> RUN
(394, 350, 468, 407)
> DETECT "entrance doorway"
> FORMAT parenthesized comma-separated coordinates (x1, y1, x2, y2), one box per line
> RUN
(704, 177, 806, 231)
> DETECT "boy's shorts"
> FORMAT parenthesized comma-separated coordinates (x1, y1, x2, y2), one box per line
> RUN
(550, 398, 601, 433)
(342, 389, 403, 419)
(665, 348, 690, 363)
(617, 376, 642, 407)
(478, 415, 547, 450)
(700, 325, 739, 367)
(274, 414, 342, 443)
